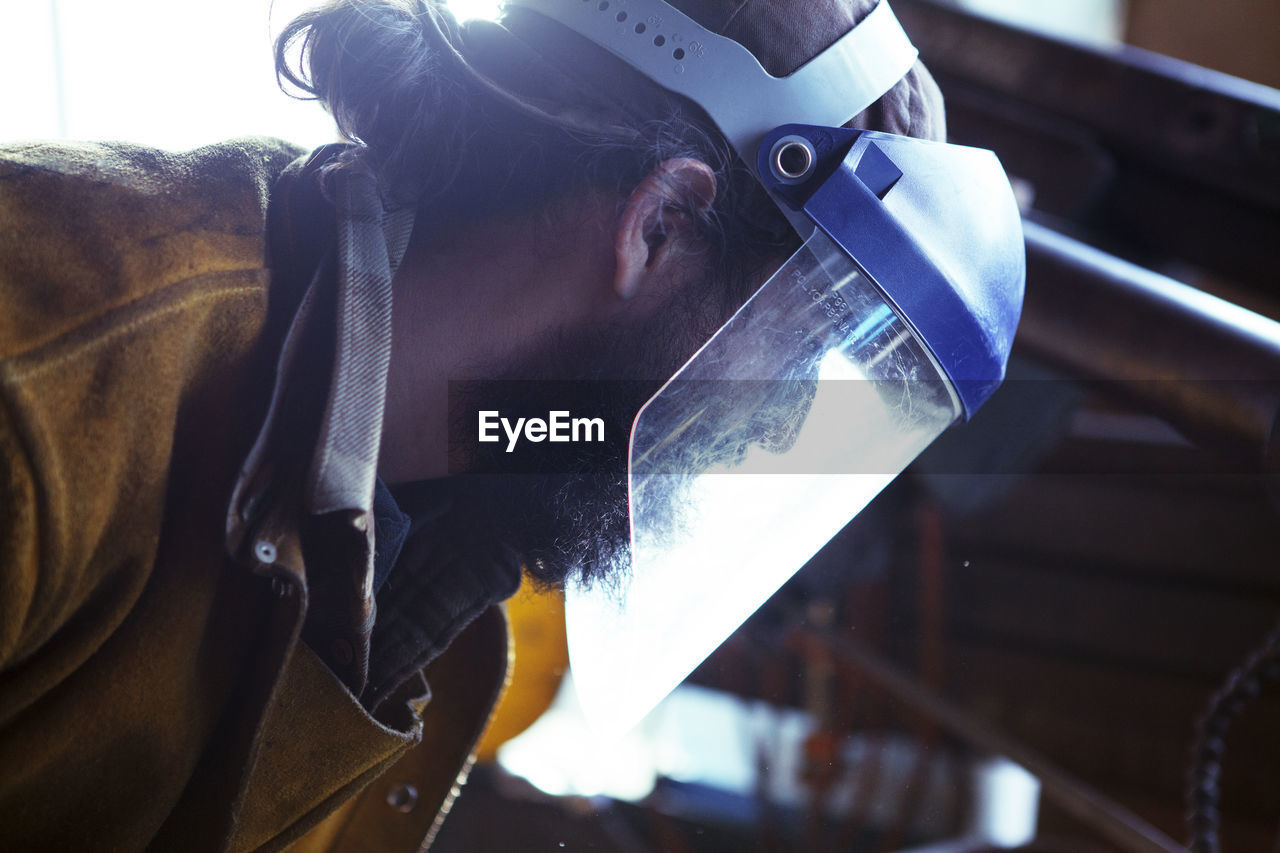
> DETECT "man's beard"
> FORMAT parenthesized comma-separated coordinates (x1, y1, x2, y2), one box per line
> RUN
(443, 294, 724, 591)
(449, 470, 633, 591)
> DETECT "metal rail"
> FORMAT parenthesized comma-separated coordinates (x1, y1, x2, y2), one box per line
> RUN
(895, 0, 1280, 296)
(794, 627, 1191, 853)
(1018, 220, 1280, 472)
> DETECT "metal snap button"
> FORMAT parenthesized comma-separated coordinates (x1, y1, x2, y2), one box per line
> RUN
(254, 540, 278, 565)
(386, 783, 418, 813)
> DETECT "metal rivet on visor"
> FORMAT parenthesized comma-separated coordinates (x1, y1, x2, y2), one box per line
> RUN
(769, 135, 816, 184)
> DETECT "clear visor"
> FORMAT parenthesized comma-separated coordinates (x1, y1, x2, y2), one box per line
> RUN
(567, 228, 963, 733)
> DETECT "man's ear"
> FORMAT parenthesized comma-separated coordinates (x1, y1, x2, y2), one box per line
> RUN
(614, 158, 717, 300)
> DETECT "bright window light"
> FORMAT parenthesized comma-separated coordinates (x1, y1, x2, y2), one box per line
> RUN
(496, 672, 660, 801)
(2, 0, 336, 148)
(955, 0, 1127, 46)
(498, 678, 1033, 846)
(445, 0, 503, 22)
(969, 757, 1041, 846)
(0, 1, 506, 148)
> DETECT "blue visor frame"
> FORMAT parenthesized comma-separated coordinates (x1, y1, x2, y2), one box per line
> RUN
(501, 0, 1027, 735)
(759, 124, 1026, 419)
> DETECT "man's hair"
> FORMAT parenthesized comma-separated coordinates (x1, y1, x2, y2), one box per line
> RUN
(274, 0, 945, 324)
(275, 0, 795, 309)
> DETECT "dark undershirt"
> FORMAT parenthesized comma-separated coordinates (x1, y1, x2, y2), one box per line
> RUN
(364, 477, 521, 710)
(371, 477, 412, 596)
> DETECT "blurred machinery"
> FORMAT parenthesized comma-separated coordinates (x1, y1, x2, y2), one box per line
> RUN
(435, 2, 1280, 851)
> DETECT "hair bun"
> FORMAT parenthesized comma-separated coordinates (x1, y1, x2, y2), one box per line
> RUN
(276, 0, 464, 188)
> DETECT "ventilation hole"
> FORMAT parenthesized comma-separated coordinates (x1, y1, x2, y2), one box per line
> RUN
(673, 48, 685, 60)
(653, 35, 665, 46)
(598, 1, 608, 10)
(616, 10, 627, 21)
(635, 23, 646, 34)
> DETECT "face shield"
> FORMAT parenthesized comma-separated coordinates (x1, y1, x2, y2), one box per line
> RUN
(507, 0, 1026, 733)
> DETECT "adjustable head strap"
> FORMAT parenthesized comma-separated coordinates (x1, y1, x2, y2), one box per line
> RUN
(502, 0, 918, 175)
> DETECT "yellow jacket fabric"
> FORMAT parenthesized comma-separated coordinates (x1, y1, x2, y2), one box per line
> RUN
(0, 139, 509, 851)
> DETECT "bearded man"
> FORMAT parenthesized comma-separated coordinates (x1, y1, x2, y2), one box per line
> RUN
(0, 0, 956, 849)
